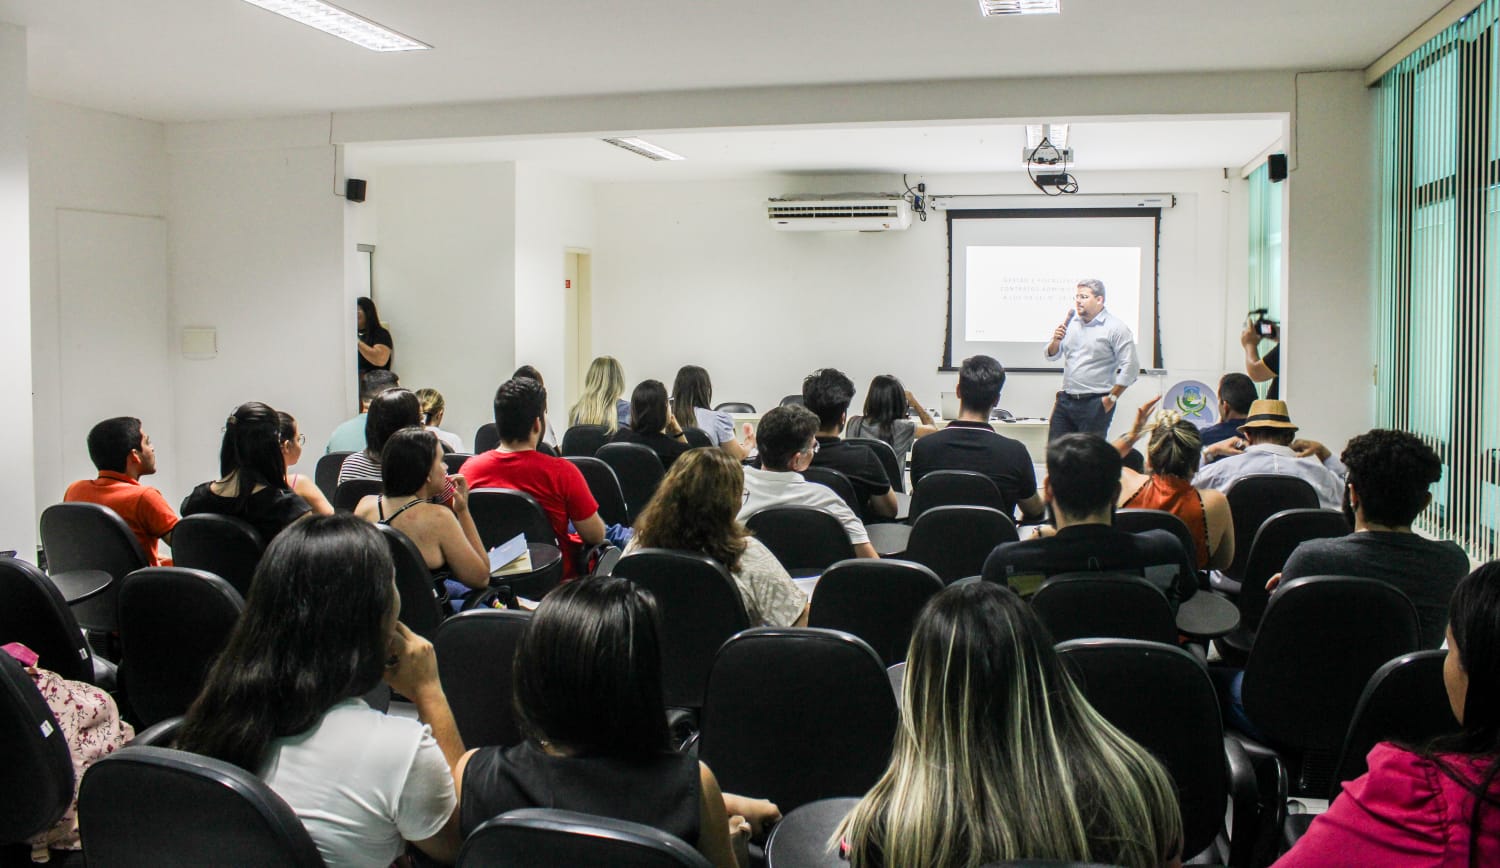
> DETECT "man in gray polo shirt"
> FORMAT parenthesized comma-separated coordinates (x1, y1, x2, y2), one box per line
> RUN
(1045, 278, 1140, 442)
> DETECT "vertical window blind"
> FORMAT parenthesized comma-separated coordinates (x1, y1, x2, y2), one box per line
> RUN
(1247, 162, 1283, 398)
(1377, 0, 1500, 561)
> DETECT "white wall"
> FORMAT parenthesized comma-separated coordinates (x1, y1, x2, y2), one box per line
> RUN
(0, 24, 34, 556)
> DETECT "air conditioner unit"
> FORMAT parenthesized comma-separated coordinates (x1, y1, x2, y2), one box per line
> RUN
(766, 194, 912, 232)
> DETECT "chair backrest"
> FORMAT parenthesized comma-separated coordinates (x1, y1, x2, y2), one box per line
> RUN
(683, 429, 714, 449)
(40, 502, 152, 633)
(845, 437, 904, 493)
(808, 559, 943, 665)
(468, 488, 559, 549)
(1113, 508, 1197, 568)
(1332, 649, 1457, 795)
(118, 567, 246, 726)
(764, 797, 860, 868)
(374, 523, 445, 640)
(802, 466, 862, 517)
(434, 609, 531, 748)
(613, 549, 750, 708)
(901, 505, 1018, 583)
(1057, 638, 1228, 858)
(699, 627, 898, 812)
(314, 451, 350, 501)
(78, 745, 326, 867)
(596, 443, 667, 524)
(1032, 573, 1177, 644)
(744, 507, 854, 575)
(169, 514, 266, 599)
(1242, 576, 1421, 756)
(475, 422, 500, 455)
(908, 470, 1007, 520)
(0, 555, 95, 684)
(779, 394, 805, 407)
(714, 402, 755, 414)
(1236, 508, 1351, 632)
(444, 453, 472, 474)
(332, 478, 382, 513)
(0, 650, 74, 844)
(1223, 474, 1320, 580)
(458, 808, 713, 868)
(567, 456, 630, 527)
(560, 424, 612, 457)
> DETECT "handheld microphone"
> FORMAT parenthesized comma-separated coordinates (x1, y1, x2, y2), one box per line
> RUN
(1064, 309, 1075, 327)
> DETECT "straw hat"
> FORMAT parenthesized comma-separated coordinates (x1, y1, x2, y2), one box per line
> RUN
(1238, 399, 1298, 433)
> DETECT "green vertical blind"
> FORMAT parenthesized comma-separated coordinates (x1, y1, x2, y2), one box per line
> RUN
(1377, 0, 1500, 561)
(1247, 162, 1283, 397)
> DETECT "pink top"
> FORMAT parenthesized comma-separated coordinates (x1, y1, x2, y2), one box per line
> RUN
(1275, 742, 1500, 867)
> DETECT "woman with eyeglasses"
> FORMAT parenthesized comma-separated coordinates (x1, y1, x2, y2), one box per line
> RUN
(181, 401, 311, 542)
(278, 411, 333, 515)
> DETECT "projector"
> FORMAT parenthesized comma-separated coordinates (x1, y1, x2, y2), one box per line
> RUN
(1020, 147, 1074, 166)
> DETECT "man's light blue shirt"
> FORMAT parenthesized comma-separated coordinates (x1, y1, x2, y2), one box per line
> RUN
(325, 413, 367, 454)
(1191, 443, 1347, 510)
(1045, 308, 1140, 395)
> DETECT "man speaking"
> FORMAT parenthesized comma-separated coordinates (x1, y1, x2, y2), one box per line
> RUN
(1044, 278, 1139, 441)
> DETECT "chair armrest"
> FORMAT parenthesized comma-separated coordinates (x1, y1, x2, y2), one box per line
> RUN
(130, 715, 184, 747)
(1225, 731, 1289, 868)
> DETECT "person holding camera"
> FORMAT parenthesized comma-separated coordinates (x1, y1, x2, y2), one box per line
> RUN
(1241, 310, 1280, 399)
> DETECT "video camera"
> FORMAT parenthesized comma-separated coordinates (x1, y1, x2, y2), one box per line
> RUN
(1248, 308, 1280, 341)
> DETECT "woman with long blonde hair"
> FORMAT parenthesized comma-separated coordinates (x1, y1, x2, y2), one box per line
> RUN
(569, 356, 628, 434)
(838, 582, 1183, 868)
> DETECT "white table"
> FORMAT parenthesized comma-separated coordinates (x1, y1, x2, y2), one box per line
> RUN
(933, 418, 1050, 459)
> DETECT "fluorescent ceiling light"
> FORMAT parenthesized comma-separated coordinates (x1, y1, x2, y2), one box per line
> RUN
(241, 0, 431, 52)
(1025, 123, 1069, 149)
(603, 137, 686, 161)
(979, 0, 1060, 15)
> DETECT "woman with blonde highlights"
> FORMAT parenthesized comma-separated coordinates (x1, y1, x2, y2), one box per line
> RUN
(629, 448, 807, 627)
(1115, 398, 1234, 571)
(838, 582, 1183, 868)
(569, 356, 629, 434)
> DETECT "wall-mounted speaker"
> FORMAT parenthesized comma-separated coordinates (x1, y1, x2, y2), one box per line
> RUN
(345, 178, 367, 202)
(1267, 153, 1287, 183)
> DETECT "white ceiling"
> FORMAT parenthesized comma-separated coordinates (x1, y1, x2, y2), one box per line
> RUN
(350, 118, 1288, 182)
(0, 0, 1449, 123)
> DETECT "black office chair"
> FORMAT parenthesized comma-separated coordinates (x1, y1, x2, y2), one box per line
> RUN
(130, 715, 185, 748)
(332, 478, 382, 513)
(314, 451, 349, 501)
(1114, 508, 1197, 568)
(375, 523, 445, 640)
(466, 489, 565, 599)
(779, 394, 805, 407)
(458, 808, 713, 868)
(1332, 649, 1457, 794)
(1218, 508, 1350, 660)
(560, 424, 612, 457)
(1236, 576, 1421, 797)
(39, 502, 151, 636)
(566, 456, 630, 527)
(845, 437, 904, 492)
(0, 555, 106, 686)
(1059, 639, 1258, 864)
(764, 797, 858, 868)
(78, 746, 325, 867)
(900, 505, 1017, 583)
(683, 429, 714, 449)
(434, 609, 531, 748)
(474, 422, 500, 455)
(168, 514, 265, 599)
(443, 453, 472, 474)
(907, 470, 1007, 520)
(1031, 573, 1177, 644)
(1218, 475, 1320, 592)
(745, 507, 854, 578)
(0, 650, 74, 852)
(802, 466, 862, 517)
(698, 627, 898, 813)
(808, 559, 942, 665)
(117, 567, 245, 727)
(597, 442, 667, 524)
(714, 402, 756, 414)
(613, 549, 750, 710)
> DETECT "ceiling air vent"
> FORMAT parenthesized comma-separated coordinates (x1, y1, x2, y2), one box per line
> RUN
(766, 195, 912, 232)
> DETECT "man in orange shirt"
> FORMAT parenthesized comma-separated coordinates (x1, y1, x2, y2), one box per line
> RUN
(64, 417, 178, 566)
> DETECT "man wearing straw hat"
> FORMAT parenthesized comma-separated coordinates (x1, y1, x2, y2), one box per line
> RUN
(1190, 398, 1345, 509)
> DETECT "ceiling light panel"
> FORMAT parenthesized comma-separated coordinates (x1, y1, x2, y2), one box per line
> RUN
(979, 0, 1060, 16)
(603, 137, 686, 161)
(241, 0, 431, 52)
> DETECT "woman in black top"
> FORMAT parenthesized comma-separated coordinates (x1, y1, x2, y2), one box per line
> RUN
(181, 402, 310, 542)
(454, 578, 778, 867)
(356, 296, 393, 374)
(612, 379, 692, 470)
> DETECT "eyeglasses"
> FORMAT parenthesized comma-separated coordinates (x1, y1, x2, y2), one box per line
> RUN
(285, 434, 306, 446)
(803, 440, 820, 456)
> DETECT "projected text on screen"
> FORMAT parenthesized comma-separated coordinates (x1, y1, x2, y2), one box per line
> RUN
(964, 245, 1142, 345)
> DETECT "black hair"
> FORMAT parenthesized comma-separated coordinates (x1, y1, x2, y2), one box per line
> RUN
(86, 417, 143, 474)
(1217, 373, 1258, 416)
(381, 427, 439, 497)
(356, 296, 381, 332)
(494, 377, 548, 444)
(1123, 448, 1147, 474)
(959, 355, 1006, 414)
(364, 389, 422, 461)
(1046, 433, 1122, 519)
(219, 402, 290, 514)
(802, 368, 856, 430)
(1342, 429, 1443, 527)
(630, 379, 671, 434)
(671, 365, 714, 433)
(276, 411, 298, 444)
(757, 404, 819, 470)
(360, 369, 400, 403)
(513, 365, 544, 385)
(177, 516, 396, 772)
(512, 577, 670, 757)
(862, 375, 907, 437)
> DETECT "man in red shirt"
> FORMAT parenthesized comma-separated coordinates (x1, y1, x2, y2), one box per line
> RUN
(64, 417, 178, 566)
(460, 377, 605, 577)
